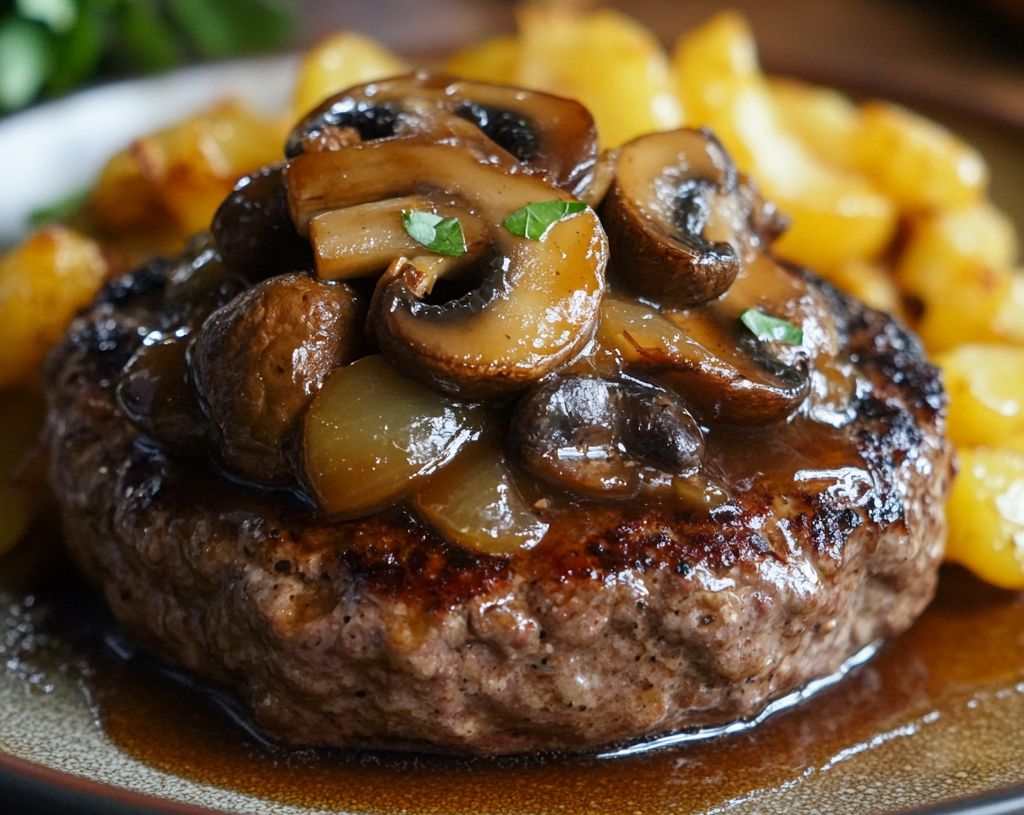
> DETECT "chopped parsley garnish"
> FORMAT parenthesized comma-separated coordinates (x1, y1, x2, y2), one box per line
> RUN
(504, 200, 588, 240)
(740, 309, 803, 345)
(401, 211, 467, 257)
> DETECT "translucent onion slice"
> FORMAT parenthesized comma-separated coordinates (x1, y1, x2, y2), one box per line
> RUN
(302, 355, 486, 517)
(413, 440, 548, 554)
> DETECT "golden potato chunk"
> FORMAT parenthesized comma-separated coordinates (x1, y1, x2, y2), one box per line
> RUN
(897, 202, 1021, 352)
(992, 272, 1024, 345)
(937, 344, 1024, 453)
(446, 35, 517, 85)
(897, 202, 1018, 300)
(292, 31, 408, 117)
(449, 5, 681, 149)
(769, 77, 860, 171)
(946, 447, 1024, 590)
(856, 101, 989, 211)
(90, 102, 286, 237)
(672, 12, 897, 271)
(0, 227, 107, 389)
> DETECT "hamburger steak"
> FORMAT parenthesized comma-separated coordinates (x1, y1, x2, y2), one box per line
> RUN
(42, 76, 953, 755)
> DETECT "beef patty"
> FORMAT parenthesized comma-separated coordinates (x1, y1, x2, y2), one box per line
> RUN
(42, 260, 952, 754)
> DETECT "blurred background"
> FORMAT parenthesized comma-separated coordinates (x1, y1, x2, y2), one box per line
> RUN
(2, 0, 1024, 128)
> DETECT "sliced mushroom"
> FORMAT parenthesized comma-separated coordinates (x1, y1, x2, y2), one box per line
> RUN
(302, 355, 488, 517)
(711, 251, 840, 369)
(601, 128, 754, 306)
(286, 72, 599, 197)
(211, 165, 314, 282)
(117, 332, 209, 454)
(287, 141, 607, 398)
(510, 376, 703, 498)
(595, 294, 809, 424)
(191, 273, 364, 487)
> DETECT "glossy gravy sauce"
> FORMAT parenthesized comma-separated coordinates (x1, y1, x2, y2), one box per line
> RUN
(6, 530, 1024, 815)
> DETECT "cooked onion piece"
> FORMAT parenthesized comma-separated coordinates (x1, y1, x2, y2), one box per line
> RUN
(192, 274, 364, 487)
(310, 195, 488, 281)
(287, 72, 599, 197)
(302, 355, 488, 517)
(413, 439, 548, 554)
(601, 128, 753, 306)
(287, 141, 608, 398)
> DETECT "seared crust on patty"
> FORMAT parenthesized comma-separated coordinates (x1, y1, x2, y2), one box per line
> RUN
(43, 271, 952, 754)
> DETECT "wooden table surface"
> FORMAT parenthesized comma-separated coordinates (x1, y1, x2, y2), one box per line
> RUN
(298, 0, 1024, 130)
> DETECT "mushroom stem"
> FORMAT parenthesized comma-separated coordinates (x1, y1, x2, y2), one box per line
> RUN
(310, 195, 489, 281)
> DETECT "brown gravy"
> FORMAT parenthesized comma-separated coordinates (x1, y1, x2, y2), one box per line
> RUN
(6, 533, 1024, 815)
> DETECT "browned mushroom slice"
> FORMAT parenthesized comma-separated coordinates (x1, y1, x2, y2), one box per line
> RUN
(510, 377, 704, 498)
(601, 128, 753, 306)
(302, 355, 488, 517)
(191, 273, 365, 487)
(287, 141, 608, 399)
(595, 295, 809, 425)
(717, 251, 840, 369)
(286, 72, 599, 197)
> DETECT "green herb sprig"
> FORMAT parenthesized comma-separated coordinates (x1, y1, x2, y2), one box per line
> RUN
(740, 309, 803, 345)
(504, 200, 588, 240)
(402, 211, 467, 257)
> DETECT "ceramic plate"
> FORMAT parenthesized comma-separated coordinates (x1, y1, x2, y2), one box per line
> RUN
(3, 60, 1024, 815)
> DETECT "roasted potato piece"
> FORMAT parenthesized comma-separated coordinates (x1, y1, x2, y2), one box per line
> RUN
(89, 102, 286, 237)
(450, 5, 681, 148)
(855, 101, 988, 211)
(946, 447, 1024, 590)
(0, 227, 107, 389)
(672, 12, 897, 272)
(916, 262, 1013, 352)
(897, 202, 1020, 352)
(89, 149, 174, 233)
(292, 31, 408, 118)
(937, 344, 1024, 453)
(446, 35, 517, 84)
(993, 272, 1024, 345)
(769, 77, 860, 171)
(897, 201, 1019, 299)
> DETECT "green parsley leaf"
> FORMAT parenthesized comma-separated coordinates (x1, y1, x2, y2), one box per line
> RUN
(740, 309, 803, 345)
(504, 200, 588, 240)
(402, 211, 467, 257)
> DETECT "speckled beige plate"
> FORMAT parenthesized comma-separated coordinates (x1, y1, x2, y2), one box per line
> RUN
(3, 63, 1024, 815)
